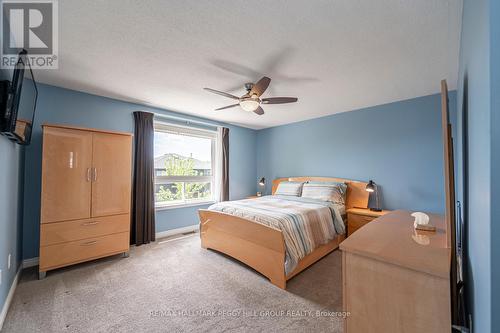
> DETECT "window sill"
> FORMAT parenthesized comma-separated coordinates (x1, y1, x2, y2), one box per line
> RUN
(155, 201, 216, 211)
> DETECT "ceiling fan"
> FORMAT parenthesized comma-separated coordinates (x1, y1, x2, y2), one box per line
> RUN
(204, 77, 298, 115)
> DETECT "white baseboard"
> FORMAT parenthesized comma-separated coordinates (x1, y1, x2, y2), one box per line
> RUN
(22, 257, 39, 269)
(0, 267, 21, 331)
(156, 225, 198, 240)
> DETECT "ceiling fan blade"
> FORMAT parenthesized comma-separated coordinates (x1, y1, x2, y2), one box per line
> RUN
(253, 106, 265, 115)
(215, 103, 240, 111)
(250, 77, 271, 97)
(204, 88, 240, 100)
(261, 97, 298, 104)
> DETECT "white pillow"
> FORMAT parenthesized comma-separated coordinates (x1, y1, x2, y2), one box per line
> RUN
(301, 182, 347, 205)
(274, 181, 304, 196)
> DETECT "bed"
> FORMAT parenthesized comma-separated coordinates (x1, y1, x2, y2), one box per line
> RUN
(198, 177, 369, 289)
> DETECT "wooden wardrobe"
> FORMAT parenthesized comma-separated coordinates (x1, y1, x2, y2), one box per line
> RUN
(38, 124, 132, 279)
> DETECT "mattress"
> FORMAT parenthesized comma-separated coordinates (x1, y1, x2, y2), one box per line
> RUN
(208, 195, 345, 274)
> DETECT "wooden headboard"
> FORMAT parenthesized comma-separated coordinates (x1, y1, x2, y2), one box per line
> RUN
(272, 177, 369, 209)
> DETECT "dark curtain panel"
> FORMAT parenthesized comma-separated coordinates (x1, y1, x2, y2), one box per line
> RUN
(221, 127, 230, 201)
(131, 111, 156, 245)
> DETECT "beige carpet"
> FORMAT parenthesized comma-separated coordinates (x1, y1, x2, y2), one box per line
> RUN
(3, 233, 344, 333)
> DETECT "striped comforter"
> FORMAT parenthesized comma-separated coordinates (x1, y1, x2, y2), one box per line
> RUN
(208, 195, 345, 274)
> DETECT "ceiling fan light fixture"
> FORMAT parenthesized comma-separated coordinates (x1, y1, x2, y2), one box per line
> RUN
(240, 99, 260, 112)
(204, 76, 298, 115)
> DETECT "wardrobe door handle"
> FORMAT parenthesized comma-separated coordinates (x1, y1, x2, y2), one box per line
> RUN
(93, 167, 98, 182)
(81, 240, 98, 246)
(86, 168, 91, 182)
(81, 221, 100, 226)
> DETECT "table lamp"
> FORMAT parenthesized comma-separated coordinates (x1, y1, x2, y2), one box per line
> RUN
(257, 177, 265, 196)
(365, 180, 382, 212)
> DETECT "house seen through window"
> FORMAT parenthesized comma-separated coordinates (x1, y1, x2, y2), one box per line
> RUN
(154, 122, 216, 207)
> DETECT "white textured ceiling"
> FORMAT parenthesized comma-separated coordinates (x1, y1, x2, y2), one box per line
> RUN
(34, 0, 462, 129)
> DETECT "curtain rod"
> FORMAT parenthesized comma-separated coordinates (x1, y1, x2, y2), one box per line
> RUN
(153, 112, 219, 129)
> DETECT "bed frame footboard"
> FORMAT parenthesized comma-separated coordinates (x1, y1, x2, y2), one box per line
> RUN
(199, 209, 344, 289)
(199, 209, 287, 289)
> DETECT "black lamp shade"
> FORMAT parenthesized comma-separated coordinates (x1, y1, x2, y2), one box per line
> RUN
(366, 180, 376, 192)
(259, 177, 265, 186)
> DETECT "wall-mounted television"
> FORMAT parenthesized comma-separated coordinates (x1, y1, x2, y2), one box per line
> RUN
(0, 50, 38, 145)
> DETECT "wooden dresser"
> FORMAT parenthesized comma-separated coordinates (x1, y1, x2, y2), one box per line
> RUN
(39, 124, 132, 278)
(340, 210, 451, 333)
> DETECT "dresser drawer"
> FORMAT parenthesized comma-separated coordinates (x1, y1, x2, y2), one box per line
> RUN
(40, 214, 130, 246)
(348, 213, 377, 235)
(39, 231, 129, 271)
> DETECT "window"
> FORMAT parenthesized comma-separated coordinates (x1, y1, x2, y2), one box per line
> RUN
(154, 122, 216, 208)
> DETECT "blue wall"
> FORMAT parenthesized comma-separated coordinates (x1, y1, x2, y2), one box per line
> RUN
(0, 78, 24, 319)
(489, 0, 499, 331)
(257, 93, 456, 213)
(456, 0, 496, 331)
(22, 84, 257, 259)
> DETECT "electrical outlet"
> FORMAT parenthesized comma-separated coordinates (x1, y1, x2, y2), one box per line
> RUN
(8, 254, 11, 269)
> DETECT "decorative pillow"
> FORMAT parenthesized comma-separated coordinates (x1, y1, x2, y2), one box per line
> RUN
(274, 181, 304, 196)
(301, 181, 347, 205)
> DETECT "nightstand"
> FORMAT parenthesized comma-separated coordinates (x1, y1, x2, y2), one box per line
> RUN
(346, 208, 391, 236)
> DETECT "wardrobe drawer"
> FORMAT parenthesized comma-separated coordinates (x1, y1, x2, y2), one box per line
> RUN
(39, 232, 129, 271)
(40, 214, 130, 246)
